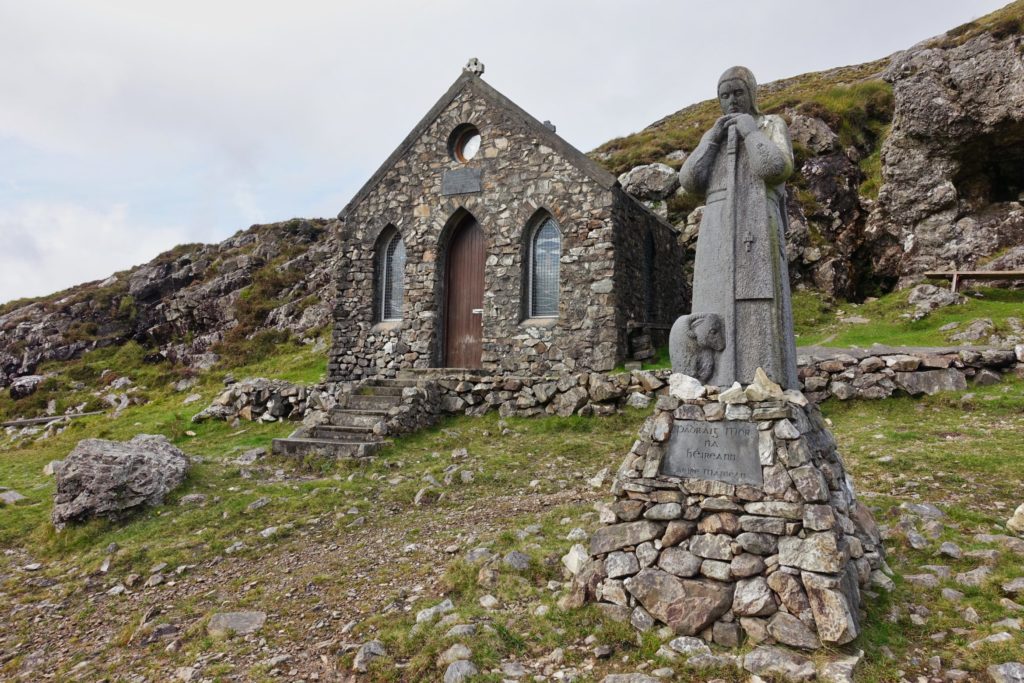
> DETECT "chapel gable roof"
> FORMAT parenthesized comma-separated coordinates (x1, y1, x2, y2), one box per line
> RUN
(338, 70, 620, 219)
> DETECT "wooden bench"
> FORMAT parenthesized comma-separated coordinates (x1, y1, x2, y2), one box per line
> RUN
(924, 270, 1024, 293)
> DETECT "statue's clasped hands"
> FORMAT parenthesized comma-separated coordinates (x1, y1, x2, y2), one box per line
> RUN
(710, 113, 757, 143)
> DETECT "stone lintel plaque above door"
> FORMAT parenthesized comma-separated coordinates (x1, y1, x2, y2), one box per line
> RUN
(442, 168, 483, 196)
(660, 420, 762, 487)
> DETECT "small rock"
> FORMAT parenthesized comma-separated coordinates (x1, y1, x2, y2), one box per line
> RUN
(438, 644, 472, 666)
(561, 545, 589, 575)
(504, 551, 530, 571)
(444, 660, 478, 683)
(938, 542, 962, 559)
(415, 598, 454, 623)
(479, 594, 499, 610)
(669, 374, 705, 400)
(1004, 577, 1024, 596)
(0, 490, 27, 505)
(718, 382, 747, 404)
(987, 662, 1024, 683)
(968, 632, 1013, 649)
(246, 497, 270, 511)
(353, 640, 385, 673)
(207, 611, 266, 638)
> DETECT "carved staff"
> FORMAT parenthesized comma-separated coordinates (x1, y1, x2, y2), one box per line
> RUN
(723, 123, 740, 378)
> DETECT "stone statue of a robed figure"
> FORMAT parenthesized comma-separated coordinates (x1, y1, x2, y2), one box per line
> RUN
(672, 66, 798, 389)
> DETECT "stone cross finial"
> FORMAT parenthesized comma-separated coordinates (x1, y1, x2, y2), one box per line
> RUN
(464, 58, 485, 76)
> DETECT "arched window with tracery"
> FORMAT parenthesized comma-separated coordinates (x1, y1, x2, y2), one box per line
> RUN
(378, 228, 406, 321)
(527, 215, 561, 318)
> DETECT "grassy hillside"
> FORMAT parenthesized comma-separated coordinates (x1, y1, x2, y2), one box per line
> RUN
(3, 320, 1024, 680)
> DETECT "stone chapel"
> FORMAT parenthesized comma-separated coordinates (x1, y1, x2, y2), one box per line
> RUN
(327, 61, 686, 382)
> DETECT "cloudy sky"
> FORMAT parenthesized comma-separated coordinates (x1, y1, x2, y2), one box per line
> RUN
(0, 0, 1009, 304)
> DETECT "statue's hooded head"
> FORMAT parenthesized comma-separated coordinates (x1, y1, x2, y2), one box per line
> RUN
(717, 66, 759, 117)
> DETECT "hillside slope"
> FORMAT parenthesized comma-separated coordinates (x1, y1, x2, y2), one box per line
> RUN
(594, 1, 1024, 299)
(2, 2, 1023, 391)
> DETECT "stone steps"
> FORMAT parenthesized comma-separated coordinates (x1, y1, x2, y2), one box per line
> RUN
(343, 393, 403, 411)
(271, 436, 381, 459)
(272, 380, 399, 459)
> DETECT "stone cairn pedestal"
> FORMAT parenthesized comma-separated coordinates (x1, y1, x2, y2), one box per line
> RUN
(575, 371, 884, 651)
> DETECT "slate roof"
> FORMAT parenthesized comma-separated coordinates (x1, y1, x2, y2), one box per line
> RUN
(338, 71, 621, 220)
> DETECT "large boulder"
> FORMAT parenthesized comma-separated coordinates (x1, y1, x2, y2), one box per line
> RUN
(618, 163, 680, 201)
(9, 375, 45, 400)
(52, 434, 190, 528)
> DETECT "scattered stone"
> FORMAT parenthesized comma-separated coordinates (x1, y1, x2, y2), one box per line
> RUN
(743, 646, 816, 682)
(601, 674, 660, 683)
(938, 542, 963, 559)
(479, 594, 499, 610)
(1007, 504, 1024, 534)
(562, 544, 589, 575)
(0, 490, 27, 505)
(987, 663, 1024, 683)
(207, 611, 266, 638)
(818, 650, 863, 683)
(955, 566, 991, 587)
(1003, 577, 1024, 596)
(968, 632, 1013, 649)
(353, 640, 385, 673)
(416, 599, 454, 623)
(444, 660, 478, 683)
(566, 527, 588, 542)
(667, 636, 712, 657)
(438, 644, 472, 665)
(504, 551, 530, 571)
(178, 493, 207, 506)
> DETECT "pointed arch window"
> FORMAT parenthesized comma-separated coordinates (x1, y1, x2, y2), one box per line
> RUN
(644, 229, 656, 321)
(528, 216, 561, 318)
(379, 230, 406, 321)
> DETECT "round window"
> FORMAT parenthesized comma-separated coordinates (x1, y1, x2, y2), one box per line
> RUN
(448, 124, 481, 163)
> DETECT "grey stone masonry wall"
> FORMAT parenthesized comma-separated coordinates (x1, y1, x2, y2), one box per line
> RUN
(612, 187, 689, 353)
(569, 374, 886, 651)
(327, 75, 682, 382)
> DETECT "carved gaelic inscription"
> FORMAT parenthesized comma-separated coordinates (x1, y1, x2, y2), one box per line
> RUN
(661, 420, 762, 487)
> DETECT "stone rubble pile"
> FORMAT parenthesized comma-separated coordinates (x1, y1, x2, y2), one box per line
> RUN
(570, 372, 886, 651)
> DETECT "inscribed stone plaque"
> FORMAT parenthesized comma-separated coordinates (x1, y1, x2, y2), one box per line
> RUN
(660, 420, 762, 487)
(442, 168, 482, 195)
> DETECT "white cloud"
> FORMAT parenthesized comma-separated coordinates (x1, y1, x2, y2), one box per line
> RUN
(0, 202, 186, 302)
(0, 0, 1011, 304)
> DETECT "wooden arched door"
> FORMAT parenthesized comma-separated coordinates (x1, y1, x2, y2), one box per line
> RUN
(444, 217, 484, 368)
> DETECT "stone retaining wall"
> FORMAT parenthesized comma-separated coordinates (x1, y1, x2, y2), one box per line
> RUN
(797, 345, 1023, 402)
(190, 346, 1024, 427)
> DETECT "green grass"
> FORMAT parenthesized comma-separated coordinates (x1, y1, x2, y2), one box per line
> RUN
(4, 296, 1024, 679)
(792, 286, 1024, 347)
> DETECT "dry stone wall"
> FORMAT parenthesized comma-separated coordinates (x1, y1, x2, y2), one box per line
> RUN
(191, 344, 1022, 429)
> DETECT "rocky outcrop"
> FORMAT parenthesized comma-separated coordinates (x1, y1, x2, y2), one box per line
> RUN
(869, 30, 1024, 286)
(51, 434, 190, 528)
(0, 219, 341, 389)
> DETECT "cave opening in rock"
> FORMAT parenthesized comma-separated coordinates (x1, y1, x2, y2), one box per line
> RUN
(952, 122, 1024, 211)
